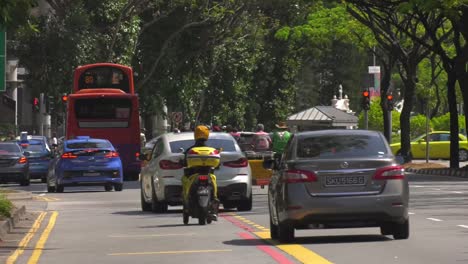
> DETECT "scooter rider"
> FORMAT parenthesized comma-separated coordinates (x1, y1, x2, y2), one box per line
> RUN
(182, 125, 219, 219)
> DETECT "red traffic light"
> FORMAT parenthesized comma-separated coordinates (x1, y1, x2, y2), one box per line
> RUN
(387, 94, 393, 100)
(33, 97, 39, 106)
(362, 91, 370, 97)
(61, 95, 68, 102)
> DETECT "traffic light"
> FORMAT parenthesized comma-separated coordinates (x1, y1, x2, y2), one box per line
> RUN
(386, 94, 394, 111)
(47, 95, 55, 113)
(61, 93, 68, 103)
(361, 90, 370, 110)
(32, 97, 39, 112)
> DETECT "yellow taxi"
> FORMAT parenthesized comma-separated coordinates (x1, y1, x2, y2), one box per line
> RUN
(390, 131, 468, 161)
(238, 132, 273, 187)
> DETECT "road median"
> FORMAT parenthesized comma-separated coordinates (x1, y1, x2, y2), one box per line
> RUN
(403, 162, 468, 178)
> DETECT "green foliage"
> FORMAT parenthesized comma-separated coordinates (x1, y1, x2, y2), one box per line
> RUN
(431, 113, 466, 132)
(358, 98, 401, 133)
(410, 114, 430, 138)
(0, 194, 13, 218)
(0, 0, 36, 30)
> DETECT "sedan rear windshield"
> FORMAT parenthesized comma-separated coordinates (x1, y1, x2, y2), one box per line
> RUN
(170, 139, 236, 153)
(19, 140, 46, 153)
(296, 134, 388, 158)
(0, 143, 21, 154)
(67, 142, 112, 149)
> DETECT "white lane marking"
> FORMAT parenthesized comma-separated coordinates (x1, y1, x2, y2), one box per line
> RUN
(38, 193, 46, 196)
(427, 218, 443, 222)
(432, 188, 442, 191)
(458, 225, 468, 229)
(452, 191, 463, 194)
(408, 212, 415, 215)
(410, 185, 425, 188)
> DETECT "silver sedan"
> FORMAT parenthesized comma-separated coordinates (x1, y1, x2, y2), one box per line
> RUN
(267, 129, 409, 243)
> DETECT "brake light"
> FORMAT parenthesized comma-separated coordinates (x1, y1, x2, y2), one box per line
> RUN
(210, 149, 220, 155)
(20, 143, 29, 148)
(198, 175, 209, 181)
(135, 152, 140, 158)
(61, 152, 78, 159)
(159, 159, 183, 170)
(18, 156, 27, 164)
(104, 151, 119, 158)
(284, 169, 317, 183)
(223, 158, 248, 168)
(373, 166, 405, 180)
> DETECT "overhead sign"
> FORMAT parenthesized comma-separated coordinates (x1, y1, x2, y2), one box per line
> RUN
(171, 112, 182, 123)
(0, 31, 5, 92)
(368, 66, 380, 74)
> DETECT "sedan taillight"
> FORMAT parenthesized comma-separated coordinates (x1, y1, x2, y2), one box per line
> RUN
(159, 160, 183, 170)
(223, 158, 248, 168)
(61, 152, 78, 159)
(283, 169, 317, 183)
(18, 156, 28, 164)
(104, 151, 119, 158)
(373, 166, 405, 180)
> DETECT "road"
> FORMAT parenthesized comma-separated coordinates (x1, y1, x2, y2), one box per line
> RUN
(411, 158, 468, 168)
(1, 173, 468, 264)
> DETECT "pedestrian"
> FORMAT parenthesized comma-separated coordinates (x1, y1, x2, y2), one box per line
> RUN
(272, 121, 291, 161)
(252, 123, 271, 152)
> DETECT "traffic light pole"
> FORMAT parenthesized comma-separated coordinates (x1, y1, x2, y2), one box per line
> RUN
(387, 110, 392, 144)
(364, 110, 368, 130)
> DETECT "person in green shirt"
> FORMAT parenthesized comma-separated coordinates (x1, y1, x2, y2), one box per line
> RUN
(272, 121, 291, 161)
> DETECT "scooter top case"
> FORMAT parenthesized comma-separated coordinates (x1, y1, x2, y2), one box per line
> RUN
(186, 146, 221, 168)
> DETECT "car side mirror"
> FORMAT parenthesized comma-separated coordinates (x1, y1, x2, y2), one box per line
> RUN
(24, 151, 31, 157)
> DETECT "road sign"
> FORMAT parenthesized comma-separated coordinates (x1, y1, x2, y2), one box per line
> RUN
(368, 66, 380, 74)
(171, 112, 182, 123)
(0, 31, 5, 92)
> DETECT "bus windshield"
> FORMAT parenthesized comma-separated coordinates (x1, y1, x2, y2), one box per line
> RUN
(74, 98, 132, 128)
(78, 67, 130, 93)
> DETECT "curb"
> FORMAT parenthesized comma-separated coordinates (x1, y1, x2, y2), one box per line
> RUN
(0, 205, 26, 241)
(405, 168, 468, 178)
(1, 190, 33, 201)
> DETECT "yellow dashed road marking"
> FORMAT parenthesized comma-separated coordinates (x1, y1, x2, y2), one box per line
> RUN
(109, 233, 195, 238)
(6, 212, 47, 264)
(108, 249, 233, 256)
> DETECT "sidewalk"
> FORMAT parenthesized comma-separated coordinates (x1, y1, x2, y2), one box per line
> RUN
(403, 162, 468, 178)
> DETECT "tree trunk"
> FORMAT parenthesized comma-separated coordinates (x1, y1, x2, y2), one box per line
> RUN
(447, 72, 460, 168)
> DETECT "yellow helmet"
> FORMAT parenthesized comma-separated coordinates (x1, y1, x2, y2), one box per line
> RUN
(194, 125, 209, 141)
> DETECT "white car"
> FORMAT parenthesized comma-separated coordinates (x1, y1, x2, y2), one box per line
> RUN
(140, 132, 253, 213)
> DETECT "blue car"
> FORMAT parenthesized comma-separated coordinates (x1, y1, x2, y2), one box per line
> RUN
(18, 139, 52, 182)
(47, 136, 124, 193)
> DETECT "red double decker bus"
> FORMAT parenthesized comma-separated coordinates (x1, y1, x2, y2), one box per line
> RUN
(66, 63, 141, 180)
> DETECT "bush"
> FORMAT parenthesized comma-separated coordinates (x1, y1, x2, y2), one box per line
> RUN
(410, 114, 430, 139)
(0, 194, 13, 218)
(431, 113, 466, 133)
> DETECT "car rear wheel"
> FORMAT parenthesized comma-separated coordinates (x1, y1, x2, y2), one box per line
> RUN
(56, 185, 64, 193)
(459, 149, 468, 162)
(237, 194, 252, 211)
(47, 185, 56, 193)
(104, 185, 113, 192)
(183, 212, 189, 225)
(278, 222, 294, 243)
(141, 182, 152, 212)
(223, 201, 236, 210)
(151, 181, 168, 213)
(270, 215, 279, 239)
(392, 220, 409, 240)
(114, 183, 123, 192)
(380, 222, 393, 236)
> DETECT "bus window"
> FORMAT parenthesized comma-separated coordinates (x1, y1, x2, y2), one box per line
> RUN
(78, 67, 130, 93)
(75, 98, 132, 128)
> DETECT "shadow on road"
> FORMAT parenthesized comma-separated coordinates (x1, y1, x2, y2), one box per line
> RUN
(223, 234, 390, 247)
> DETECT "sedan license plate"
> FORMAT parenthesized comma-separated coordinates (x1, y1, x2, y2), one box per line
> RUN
(325, 175, 365, 186)
(83, 172, 100, 177)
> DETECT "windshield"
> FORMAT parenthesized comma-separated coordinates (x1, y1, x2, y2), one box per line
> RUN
(296, 134, 388, 159)
(74, 98, 132, 128)
(66, 142, 112, 149)
(169, 139, 237, 153)
(0, 143, 22, 154)
(78, 67, 130, 93)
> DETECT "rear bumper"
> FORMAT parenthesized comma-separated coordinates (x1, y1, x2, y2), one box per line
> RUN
(164, 185, 183, 205)
(58, 176, 123, 186)
(218, 183, 249, 201)
(29, 164, 49, 179)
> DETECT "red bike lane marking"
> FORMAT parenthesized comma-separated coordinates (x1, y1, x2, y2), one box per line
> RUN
(222, 215, 294, 264)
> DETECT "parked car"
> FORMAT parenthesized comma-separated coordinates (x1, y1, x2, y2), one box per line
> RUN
(46, 136, 123, 193)
(140, 132, 252, 213)
(17, 138, 53, 182)
(267, 129, 409, 243)
(0, 142, 30, 186)
(390, 131, 468, 161)
(238, 132, 273, 187)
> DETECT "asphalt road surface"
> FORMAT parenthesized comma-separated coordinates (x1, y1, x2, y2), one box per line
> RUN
(1, 173, 468, 264)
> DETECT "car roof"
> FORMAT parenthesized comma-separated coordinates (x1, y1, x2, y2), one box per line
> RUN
(295, 129, 383, 138)
(162, 132, 236, 141)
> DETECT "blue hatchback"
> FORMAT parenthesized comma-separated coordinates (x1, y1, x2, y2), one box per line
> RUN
(18, 139, 52, 182)
(47, 136, 123, 193)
